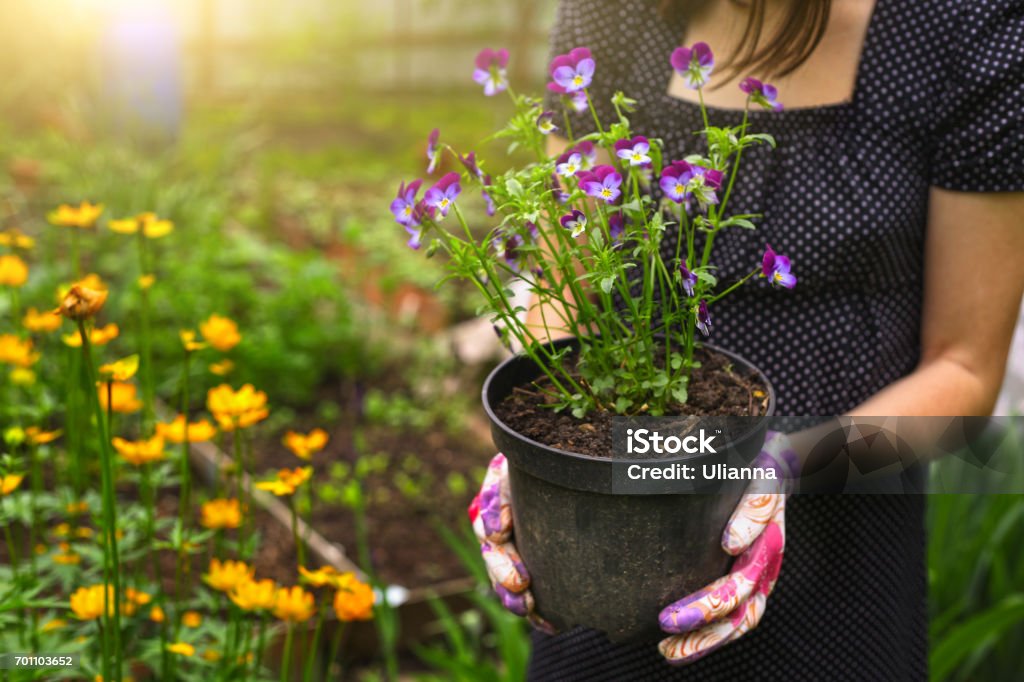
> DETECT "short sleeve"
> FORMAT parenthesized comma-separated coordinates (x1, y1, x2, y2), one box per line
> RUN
(929, 0, 1024, 191)
(543, 0, 682, 137)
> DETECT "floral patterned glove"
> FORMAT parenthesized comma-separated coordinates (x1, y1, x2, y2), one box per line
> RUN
(468, 453, 554, 632)
(658, 431, 799, 664)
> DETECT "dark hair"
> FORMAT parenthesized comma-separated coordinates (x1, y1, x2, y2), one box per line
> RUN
(664, 0, 832, 80)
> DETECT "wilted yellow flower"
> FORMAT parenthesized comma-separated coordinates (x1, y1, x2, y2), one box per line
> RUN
(56, 283, 108, 321)
(254, 467, 312, 497)
(98, 382, 143, 414)
(200, 314, 241, 352)
(109, 213, 173, 239)
(179, 330, 207, 352)
(112, 435, 165, 466)
(272, 586, 316, 623)
(0, 255, 28, 287)
(203, 559, 254, 593)
(25, 426, 61, 445)
(283, 429, 329, 461)
(1, 473, 24, 496)
(209, 359, 234, 376)
(200, 498, 242, 530)
(0, 334, 39, 368)
(48, 201, 104, 229)
(333, 576, 375, 622)
(229, 578, 278, 612)
(10, 367, 35, 386)
(156, 415, 217, 443)
(207, 384, 269, 431)
(166, 642, 195, 657)
(99, 354, 139, 382)
(62, 322, 119, 347)
(0, 229, 35, 250)
(23, 308, 62, 333)
(149, 606, 165, 623)
(41, 618, 67, 632)
(69, 584, 136, 620)
(181, 611, 202, 628)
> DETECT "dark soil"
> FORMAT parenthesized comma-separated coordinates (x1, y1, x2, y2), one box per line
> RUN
(494, 346, 769, 458)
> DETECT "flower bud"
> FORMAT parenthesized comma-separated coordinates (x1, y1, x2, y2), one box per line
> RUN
(56, 284, 108, 321)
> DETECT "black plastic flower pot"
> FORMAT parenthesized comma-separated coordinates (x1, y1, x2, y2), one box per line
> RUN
(482, 338, 776, 643)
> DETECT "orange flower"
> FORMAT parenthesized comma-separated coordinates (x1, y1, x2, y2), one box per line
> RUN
(98, 382, 143, 414)
(181, 611, 202, 628)
(156, 415, 217, 443)
(137, 274, 156, 290)
(283, 429, 329, 461)
(1, 473, 24, 496)
(126, 588, 151, 606)
(299, 565, 349, 589)
(207, 384, 269, 431)
(179, 330, 207, 352)
(229, 578, 278, 612)
(56, 283, 107, 321)
(0, 254, 28, 287)
(25, 426, 61, 445)
(22, 308, 62, 333)
(199, 314, 241, 352)
(203, 559, 254, 593)
(333, 576, 375, 622)
(166, 642, 195, 657)
(48, 201, 104, 229)
(99, 354, 138, 382)
(62, 323, 119, 347)
(254, 467, 312, 497)
(109, 213, 173, 239)
(0, 229, 35, 250)
(0, 334, 39, 368)
(209, 359, 234, 376)
(200, 498, 242, 530)
(272, 586, 316, 623)
(149, 606, 166, 623)
(53, 543, 81, 565)
(41, 618, 67, 632)
(69, 584, 137, 620)
(112, 435, 165, 466)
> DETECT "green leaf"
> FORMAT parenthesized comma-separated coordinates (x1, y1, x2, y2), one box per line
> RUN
(930, 595, 1024, 680)
(506, 178, 524, 197)
(599, 276, 616, 295)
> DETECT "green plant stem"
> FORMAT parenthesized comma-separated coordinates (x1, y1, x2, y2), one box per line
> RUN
(251, 613, 268, 680)
(175, 350, 192, 611)
(325, 620, 346, 681)
(303, 601, 328, 682)
(280, 623, 294, 682)
(136, 231, 156, 433)
(291, 496, 306, 568)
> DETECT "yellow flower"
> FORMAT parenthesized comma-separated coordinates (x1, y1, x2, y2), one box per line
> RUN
(283, 429, 329, 461)
(298, 565, 349, 589)
(69, 584, 136, 620)
(138, 274, 156, 290)
(10, 367, 35, 386)
(53, 544, 82, 565)
(166, 642, 195, 657)
(126, 588, 151, 606)
(48, 201, 104, 229)
(229, 578, 278, 612)
(254, 467, 312, 497)
(109, 213, 173, 239)
(156, 415, 217, 443)
(0, 255, 28, 287)
(0, 229, 35, 250)
(41, 618, 67, 632)
(199, 314, 241, 352)
(66, 500, 89, 514)
(56, 283, 108, 321)
(0, 334, 39, 368)
(182, 611, 202, 628)
(333, 576, 375, 622)
(272, 586, 316, 623)
(179, 330, 207, 352)
(203, 558, 254, 593)
(200, 498, 242, 530)
(202, 650, 221, 663)
(62, 323, 119, 348)
(209, 359, 234, 376)
(22, 307, 62, 333)
(112, 435, 165, 466)
(149, 606, 165, 623)
(99, 354, 138, 382)
(98, 382, 143, 414)
(207, 384, 269, 431)
(0, 473, 24, 495)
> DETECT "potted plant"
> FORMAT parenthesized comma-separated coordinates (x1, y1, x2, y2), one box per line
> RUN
(389, 43, 795, 642)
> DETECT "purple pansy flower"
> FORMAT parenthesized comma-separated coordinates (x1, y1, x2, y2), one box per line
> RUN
(556, 152, 583, 178)
(670, 42, 715, 89)
(424, 172, 461, 218)
(549, 174, 569, 203)
(473, 48, 510, 96)
(390, 179, 423, 226)
(659, 161, 693, 203)
(614, 135, 652, 167)
(740, 77, 784, 112)
(549, 47, 595, 93)
(426, 128, 441, 174)
(546, 82, 588, 113)
(404, 201, 433, 250)
(696, 300, 712, 337)
(536, 110, 559, 135)
(560, 209, 588, 238)
(679, 261, 697, 297)
(762, 244, 797, 288)
(459, 151, 483, 179)
(578, 165, 622, 203)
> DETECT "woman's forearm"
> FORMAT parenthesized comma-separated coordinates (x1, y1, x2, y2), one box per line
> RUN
(849, 355, 996, 417)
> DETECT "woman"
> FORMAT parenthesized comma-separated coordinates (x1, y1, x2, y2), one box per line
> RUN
(471, 0, 1024, 679)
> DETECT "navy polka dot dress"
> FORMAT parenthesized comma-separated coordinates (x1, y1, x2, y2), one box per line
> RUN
(532, 0, 1024, 679)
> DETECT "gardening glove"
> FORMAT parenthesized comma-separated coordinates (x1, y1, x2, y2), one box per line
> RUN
(468, 453, 555, 633)
(658, 431, 799, 664)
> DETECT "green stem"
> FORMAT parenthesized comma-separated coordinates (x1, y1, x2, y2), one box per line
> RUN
(291, 497, 306, 568)
(303, 602, 328, 682)
(280, 623, 294, 682)
(325, 620, 346, 681)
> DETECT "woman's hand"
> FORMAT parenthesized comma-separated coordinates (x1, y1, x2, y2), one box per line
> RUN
(657, 431, 798, 664)
(468, 453, 554, 632)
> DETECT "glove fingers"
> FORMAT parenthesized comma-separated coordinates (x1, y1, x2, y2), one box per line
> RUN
(659, 593, 767, 665)
(475, 453, 513, 543)
(495, 584, 535, 617)
(658, 571, 758, 634)
(481, 540, 530, 593)
(721, 492, 783, 556)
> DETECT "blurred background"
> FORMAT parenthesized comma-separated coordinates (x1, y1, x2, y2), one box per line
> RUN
(0, 1, 1021, 680)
